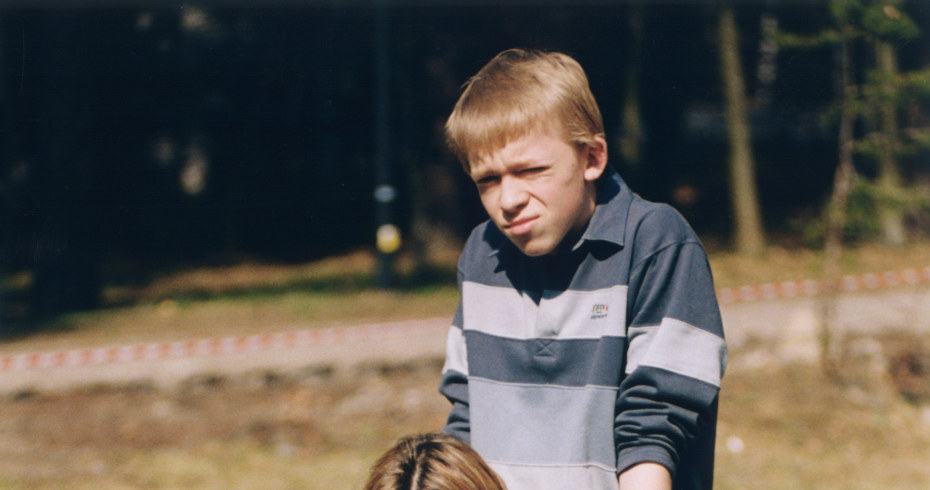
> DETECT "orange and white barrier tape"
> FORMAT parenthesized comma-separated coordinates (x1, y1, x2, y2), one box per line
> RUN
(0, 319, 444, 373)
(2, 266, 929, 372)
(715, 266, 930, 304)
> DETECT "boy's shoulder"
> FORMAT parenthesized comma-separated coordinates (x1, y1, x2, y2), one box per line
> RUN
(628, 196, 694, 239)
(626, 194, 705, 260)
(588, 168, 697, 250)
(459, 220, 505, 263)
(456, 220, 518, 286)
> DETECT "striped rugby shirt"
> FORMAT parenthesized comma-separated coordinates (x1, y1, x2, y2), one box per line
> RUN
(440, 167, 727, 489)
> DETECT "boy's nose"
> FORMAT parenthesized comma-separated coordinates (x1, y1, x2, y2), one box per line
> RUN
(498, 177, 528, 214)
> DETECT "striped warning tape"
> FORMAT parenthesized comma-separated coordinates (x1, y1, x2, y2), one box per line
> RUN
(2, 266, 929, 372)
(715, 265, 930, 304)
(0, 319, 444, 373)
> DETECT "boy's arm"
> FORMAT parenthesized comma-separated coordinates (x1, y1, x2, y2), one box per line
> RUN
(439, 302, 471, 442)
(615, 206, 727, 485)
(618, 462, 672, 489)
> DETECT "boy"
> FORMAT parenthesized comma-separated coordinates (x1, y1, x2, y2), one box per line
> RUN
(438, 49, 727, 489)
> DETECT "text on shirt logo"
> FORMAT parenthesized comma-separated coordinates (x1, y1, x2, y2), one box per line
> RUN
(590, 304, 609, 319)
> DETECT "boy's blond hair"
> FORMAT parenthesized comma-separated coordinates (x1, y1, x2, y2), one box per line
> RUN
(444, 48, 605, 171)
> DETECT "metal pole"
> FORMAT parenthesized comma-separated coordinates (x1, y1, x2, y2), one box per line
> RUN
(373, 0, 396, 289)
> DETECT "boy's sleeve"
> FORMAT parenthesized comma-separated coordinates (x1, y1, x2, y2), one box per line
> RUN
(614, 206, 727, 482)
(439, 301, 471, 443)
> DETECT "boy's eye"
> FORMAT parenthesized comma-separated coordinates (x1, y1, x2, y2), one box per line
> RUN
(477, 175, 500, 185)
(520, 166, 546, 175)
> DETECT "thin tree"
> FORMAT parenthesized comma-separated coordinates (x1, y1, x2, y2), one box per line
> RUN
(842, 0, 922, 246)
(781, 0, 930, 376)
(717, 5, 766, 256)
(857, 0, 923, 245)
(821, 20, 857, 379)
(870, 38, 907, 244)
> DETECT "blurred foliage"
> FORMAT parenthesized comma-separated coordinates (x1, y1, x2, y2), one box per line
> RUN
(780, 0, 930, 248)
(859, 1, 920, 41)
(0, 2, 927, 321)
(800, 175, 930, 247)
(777, 29, 839, 49)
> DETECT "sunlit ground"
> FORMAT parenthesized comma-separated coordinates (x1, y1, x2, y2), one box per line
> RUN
(1, 353, 928, 489)
(1, 242, 930, 488)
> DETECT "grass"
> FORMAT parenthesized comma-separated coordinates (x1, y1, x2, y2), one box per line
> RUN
(0, 250, 460, 355)
(4, 240, 930, 355)
(707, 241, 930, 289)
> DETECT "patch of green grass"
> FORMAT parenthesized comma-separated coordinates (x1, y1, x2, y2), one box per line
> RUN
(0, 286, 460, 355)
(0, 252, 460, 352)
(4, 240, 930, 353)
(708, 240, 930, 289)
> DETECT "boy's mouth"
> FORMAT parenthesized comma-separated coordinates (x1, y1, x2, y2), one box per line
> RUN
(505, 216, 537, 236)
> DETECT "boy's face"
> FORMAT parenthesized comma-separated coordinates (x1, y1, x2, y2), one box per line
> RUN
(468, 126, 607, 256)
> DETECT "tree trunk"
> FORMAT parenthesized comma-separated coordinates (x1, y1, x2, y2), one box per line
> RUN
(873, 40, 907, 245)
(718, 6, 766, 256)
(373, 0, 395, 288)
(820, 27, 856, 379)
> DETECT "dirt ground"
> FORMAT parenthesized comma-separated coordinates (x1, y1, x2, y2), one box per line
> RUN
(0, 358, 450, 489)
(2, 340, 930, 489)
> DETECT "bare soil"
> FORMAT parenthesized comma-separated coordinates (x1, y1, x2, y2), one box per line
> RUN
(2, 340, 930, 489)
(0, 359, 450, 489)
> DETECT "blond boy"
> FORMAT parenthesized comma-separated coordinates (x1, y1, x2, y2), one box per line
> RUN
(439, 49, 727, 489)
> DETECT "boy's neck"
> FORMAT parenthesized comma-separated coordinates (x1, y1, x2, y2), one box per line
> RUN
(547, 213, 593, 259)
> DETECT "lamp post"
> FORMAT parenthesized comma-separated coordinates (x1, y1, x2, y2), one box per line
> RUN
(373, 0, 398, 289)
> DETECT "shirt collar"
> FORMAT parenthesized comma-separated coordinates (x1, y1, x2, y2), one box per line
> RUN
(571, 165, 631, 251)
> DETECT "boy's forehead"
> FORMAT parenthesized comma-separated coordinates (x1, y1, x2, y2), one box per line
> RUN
(468, 121, 568, 162)
(469, 127, 578, 175)
(468, 137, 534, 171)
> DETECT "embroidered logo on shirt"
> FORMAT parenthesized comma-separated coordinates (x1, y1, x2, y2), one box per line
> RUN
(590, 304, 609, 319)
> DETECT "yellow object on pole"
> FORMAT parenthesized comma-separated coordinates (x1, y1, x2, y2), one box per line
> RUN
(376, 224, 402, 254)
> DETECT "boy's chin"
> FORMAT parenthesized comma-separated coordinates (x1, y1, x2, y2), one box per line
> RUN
(509, 231, 581, 257)
(510, 237, 557, 257)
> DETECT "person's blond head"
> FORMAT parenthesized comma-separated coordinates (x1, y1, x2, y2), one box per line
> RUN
(444, 48, 604, 172)
(363, 432, 507, 490)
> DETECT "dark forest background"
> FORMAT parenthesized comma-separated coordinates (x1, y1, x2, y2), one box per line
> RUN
(1, 1, 928, 319)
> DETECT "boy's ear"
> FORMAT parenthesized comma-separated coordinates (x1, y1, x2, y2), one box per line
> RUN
(583, 135, 608, 182)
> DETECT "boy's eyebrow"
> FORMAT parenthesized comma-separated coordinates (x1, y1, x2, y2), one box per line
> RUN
(471, 155, 551, 178)
(512, 156, 552, 169)
(468, 165, 496, 181)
